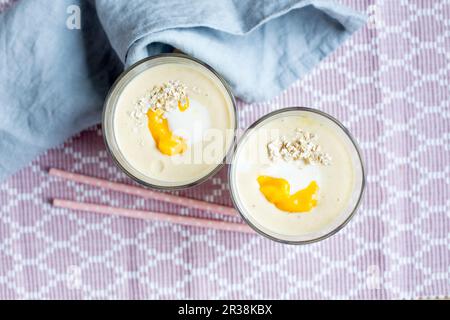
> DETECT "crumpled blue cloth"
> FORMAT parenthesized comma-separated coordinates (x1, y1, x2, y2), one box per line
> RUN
(0, 0, 366, 181)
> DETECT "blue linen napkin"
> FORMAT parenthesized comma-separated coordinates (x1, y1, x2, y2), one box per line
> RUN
(0, 0, 366, 181)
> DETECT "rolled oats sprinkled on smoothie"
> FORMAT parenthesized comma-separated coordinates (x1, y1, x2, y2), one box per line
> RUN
(147, 80, 188, 112)
(267, 128, 332, 165)
(129, 80, 189, 127)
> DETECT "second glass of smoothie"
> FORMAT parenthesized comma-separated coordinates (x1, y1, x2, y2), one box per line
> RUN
(229, 107, 365, 244)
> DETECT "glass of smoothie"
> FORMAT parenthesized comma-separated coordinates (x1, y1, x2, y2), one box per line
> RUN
(229, 107, 365, 244)
(103, 54, 237, 189)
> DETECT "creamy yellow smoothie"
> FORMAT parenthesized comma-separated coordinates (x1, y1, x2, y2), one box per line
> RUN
(103, 55, 236, 188)
(230, 108, 364, 243)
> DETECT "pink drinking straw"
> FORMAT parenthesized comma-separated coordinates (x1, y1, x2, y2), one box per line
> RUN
(49, 168, 238, 217)
(53, 199, 253, 234)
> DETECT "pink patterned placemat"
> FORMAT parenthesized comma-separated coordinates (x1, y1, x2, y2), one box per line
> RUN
(0, 0, 449, 299)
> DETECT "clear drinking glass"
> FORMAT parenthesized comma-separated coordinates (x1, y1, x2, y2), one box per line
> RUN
(228, 107, 365, 244)
(102, 53, 237, 190)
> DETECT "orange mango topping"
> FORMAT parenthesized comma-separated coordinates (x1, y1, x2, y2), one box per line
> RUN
(147, 98, 190, 156)
(257, 176, 318, 213)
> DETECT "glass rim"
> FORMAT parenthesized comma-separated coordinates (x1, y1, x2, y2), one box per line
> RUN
(228, 106, 366, 245)
(102, 53, 238, 190)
